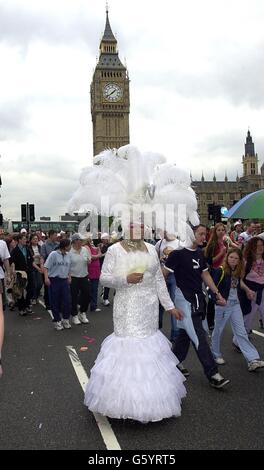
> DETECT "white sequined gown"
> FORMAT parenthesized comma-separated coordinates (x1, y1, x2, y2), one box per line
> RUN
(84, 242, 186, 422)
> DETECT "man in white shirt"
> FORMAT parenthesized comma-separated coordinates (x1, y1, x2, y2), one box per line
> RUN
(238, 220, 256, 246)
(70, 233, 91, 325)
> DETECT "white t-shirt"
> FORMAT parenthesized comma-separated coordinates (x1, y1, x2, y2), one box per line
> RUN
(0, 240, 10, 279)
(69, 246, 91, 278)
(155, 238, 180, 260)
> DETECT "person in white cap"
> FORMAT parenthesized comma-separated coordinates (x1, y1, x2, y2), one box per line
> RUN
(20, 228, 27, 234)
(59, 231, 66, 240)
(230, 220, 243, 244)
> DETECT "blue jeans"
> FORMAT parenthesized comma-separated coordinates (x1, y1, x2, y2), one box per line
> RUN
(159, 273, 179, 341)
(173, 309, 218, 379)
(212, 300, 259, 364)
(50, 277, 71, 322)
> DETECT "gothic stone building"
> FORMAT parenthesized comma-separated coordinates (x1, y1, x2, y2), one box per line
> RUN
(192, 131, 264, 225)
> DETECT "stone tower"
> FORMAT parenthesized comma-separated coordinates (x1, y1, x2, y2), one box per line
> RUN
(242, 130, 259, 176)
(91, 7, 130, 156)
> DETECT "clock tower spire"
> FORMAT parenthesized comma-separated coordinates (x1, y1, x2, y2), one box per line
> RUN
(91, 8, 130, 156)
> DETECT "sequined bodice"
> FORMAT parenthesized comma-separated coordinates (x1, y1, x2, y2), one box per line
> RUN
(100, 242, 174, 338)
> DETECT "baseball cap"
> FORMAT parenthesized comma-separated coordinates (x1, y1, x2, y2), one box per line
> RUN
(101, 232, 110, 239)
(71, 233, 82, 242)
(20, 228, 27, 233)
(234, 220, 242, 227)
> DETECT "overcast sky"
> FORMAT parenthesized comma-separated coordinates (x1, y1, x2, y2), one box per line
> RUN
(1, 0, 264, 220)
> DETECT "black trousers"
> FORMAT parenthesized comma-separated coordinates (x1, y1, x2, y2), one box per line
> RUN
(206, 298, 215, 329)
(44, 284, 51, 309)
(103, 287, 110, 301)
(172, 310, 218, 380)
(70, 276, 90, 315)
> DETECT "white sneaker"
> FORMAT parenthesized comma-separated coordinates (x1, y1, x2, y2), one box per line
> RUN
(215, 357, 226, 365)
(103, 300, 110, 306)
(95, 308, 101, 312)
(54, 321, 64, 331)
(248, 360, 264, 372)
(209, 373, 230, 388)
(72, 315, 81, 325)
(62, 319, 71, 329)
(78, 312, 89, 324)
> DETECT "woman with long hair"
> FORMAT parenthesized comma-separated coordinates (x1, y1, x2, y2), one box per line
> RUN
(205, 223, 238, 329)
(211, 248, 264, 371)
(204, 223, 228, 330)
(205, 223, 229, 269)
(242, 237, 264, 333)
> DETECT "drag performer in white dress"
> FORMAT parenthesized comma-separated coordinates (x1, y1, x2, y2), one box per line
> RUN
(84, 236, 186, 422)
(68, 144, 200, 422)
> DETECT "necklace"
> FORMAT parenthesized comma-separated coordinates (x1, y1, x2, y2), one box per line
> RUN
(122, 239, 146, 252)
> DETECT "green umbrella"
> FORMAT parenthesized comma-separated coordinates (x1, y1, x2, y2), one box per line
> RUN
(227, 189, 264, 219)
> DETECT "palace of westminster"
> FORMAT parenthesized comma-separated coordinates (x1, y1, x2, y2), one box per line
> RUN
(91, 9, 264, 225)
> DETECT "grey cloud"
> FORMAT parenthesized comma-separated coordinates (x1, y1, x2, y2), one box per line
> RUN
(2, 177, 76, 220)
(197, 131, 244, 155)
(0, 3, 101, 51)
(7, 154, 81, 181)
(2, 153, 84, 219)
(132, 41, 264, 109)
(216, 46, 264, 108)
(0, 101, 30, 141)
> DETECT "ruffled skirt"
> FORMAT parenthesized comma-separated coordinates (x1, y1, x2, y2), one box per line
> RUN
(84, 330, 186, 423)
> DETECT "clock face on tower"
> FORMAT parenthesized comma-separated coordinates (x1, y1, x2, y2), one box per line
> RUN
(103, 83, 123, 102)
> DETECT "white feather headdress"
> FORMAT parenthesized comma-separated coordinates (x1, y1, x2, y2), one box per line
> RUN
(68, 144, 199, 243)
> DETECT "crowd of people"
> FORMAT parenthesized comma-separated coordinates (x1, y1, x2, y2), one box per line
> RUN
(0, 219, 264, 423)
(0, 229, 115, 372)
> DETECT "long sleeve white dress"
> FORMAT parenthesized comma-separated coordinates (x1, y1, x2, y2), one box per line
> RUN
(84, 242, 186, 422)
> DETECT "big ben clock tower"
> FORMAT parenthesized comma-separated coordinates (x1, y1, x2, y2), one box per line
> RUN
(91, 7, 130, 156)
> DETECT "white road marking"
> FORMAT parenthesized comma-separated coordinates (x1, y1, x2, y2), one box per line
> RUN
(38, 300, 54, 320)
(66, 345, 121, 451)
(252, 329, 264, 338)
